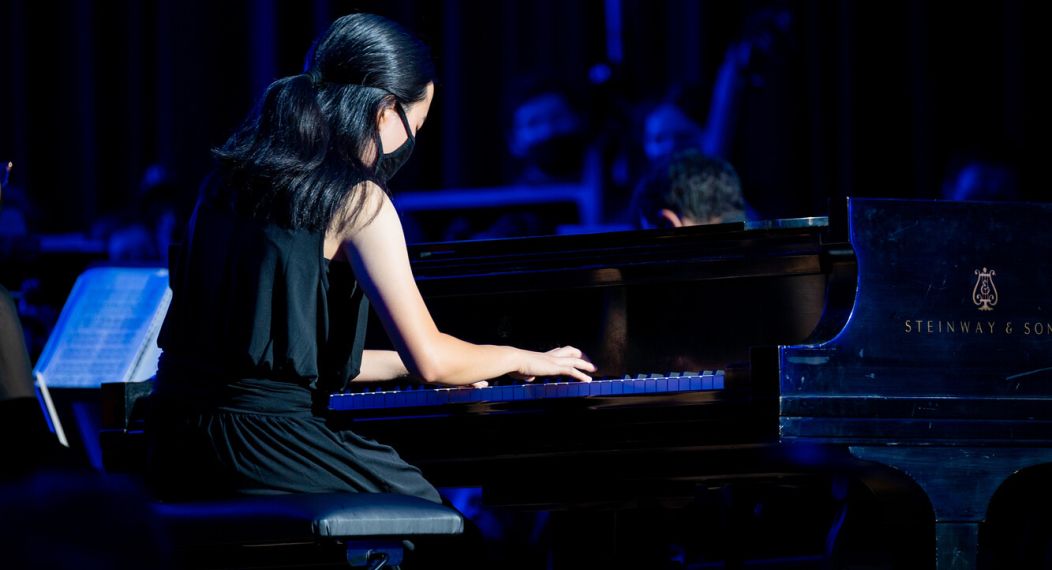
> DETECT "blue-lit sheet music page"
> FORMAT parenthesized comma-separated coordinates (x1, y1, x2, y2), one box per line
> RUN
(33, 267, 170, 388)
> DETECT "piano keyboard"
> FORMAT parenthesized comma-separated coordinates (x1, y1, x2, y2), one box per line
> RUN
(328, 371, 724, 412)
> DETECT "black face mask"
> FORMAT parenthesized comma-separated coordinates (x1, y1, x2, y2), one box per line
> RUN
(374, 104, 415, 183)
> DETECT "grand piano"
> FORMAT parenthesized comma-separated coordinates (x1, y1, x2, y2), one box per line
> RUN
(322, 210, 863, 566)
(328, 213, 841, 512)
(780, 198, 1052, 569)
(98, 198, 1048, 567)
(323, 198, 1052, 569)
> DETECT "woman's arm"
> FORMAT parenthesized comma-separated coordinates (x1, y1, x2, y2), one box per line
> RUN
(355, 349, 493, 388)
(355, 349, 410, 382)
(336, 184, 595, 386)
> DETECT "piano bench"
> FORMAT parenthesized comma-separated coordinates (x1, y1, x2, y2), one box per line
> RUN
(154, 492, 464, 569)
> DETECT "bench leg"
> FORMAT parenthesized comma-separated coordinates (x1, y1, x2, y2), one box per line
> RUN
(346, 540, 405, 569)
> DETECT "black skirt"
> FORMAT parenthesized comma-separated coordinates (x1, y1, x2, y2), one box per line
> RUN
(146, 377, 440, 503)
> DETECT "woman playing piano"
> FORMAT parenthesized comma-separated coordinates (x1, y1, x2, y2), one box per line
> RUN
(147, 13, 595, 502)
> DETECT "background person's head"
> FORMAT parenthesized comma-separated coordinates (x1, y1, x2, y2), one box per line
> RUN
(215, 13, 436, 233)
(642, 85, 710, 165)
(508, 80, 587, 183)
(633, 149, 745, 228)
(941, 149, 1020, 202)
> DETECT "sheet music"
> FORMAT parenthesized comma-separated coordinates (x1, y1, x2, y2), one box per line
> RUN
(34, 267, 170, 388)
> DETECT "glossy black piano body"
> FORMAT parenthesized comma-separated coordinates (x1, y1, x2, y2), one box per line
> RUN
(780, 198, 1052, 569)
(327, 219, 851, 506)
(96, 199, 1051, 565)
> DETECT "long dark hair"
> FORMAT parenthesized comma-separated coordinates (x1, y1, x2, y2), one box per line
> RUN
(212, 13, 435, 232)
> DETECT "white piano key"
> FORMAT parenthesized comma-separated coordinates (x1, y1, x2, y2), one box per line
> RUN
(353, 395, 365, 411)
(332, 368, 729, 413)
(450, 387, 473, 404)
(688, 375, 702, 391)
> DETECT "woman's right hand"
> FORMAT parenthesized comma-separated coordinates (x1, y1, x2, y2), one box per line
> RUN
(340, 187, 599, 387)
(511, 345, 596, 383)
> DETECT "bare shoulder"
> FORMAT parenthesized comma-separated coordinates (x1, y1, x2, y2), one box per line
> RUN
(328, 180, 396, 243)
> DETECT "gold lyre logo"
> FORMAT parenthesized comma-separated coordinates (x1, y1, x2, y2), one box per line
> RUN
(973, 267, 998, 311)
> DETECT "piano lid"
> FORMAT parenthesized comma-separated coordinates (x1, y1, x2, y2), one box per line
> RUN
(395, 220, 844, 377)
(781, 198, 1052, 402)
(405, 218, 837, 297)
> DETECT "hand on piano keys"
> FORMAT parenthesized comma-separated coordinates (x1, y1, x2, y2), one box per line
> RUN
(507, 345, 595, 383)
(329, 370, 725, 412)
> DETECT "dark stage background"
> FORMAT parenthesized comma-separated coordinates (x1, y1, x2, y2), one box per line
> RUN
(0, 0, 1037, 358)
(0, 0, 1034, 231)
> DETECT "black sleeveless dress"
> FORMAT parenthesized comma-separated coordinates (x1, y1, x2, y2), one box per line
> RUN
(146, 198, 439, 503)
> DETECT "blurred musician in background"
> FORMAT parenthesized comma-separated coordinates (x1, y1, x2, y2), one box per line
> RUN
(508, 82, 589, 186)
(1, 163, 68, 480)
(91, 164, 190, 264)
(0, 284, 67, 481)
(941, 148, 1021, 202)
(640, 13, 774, 169)
(632, 148, 748, 229)
(0, 173, 33, 241)
(146, 13, 595, 502)
(440, 80, 592, 241)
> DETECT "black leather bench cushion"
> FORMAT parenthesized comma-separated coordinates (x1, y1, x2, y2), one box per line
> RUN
(154, 493, 464, 545)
